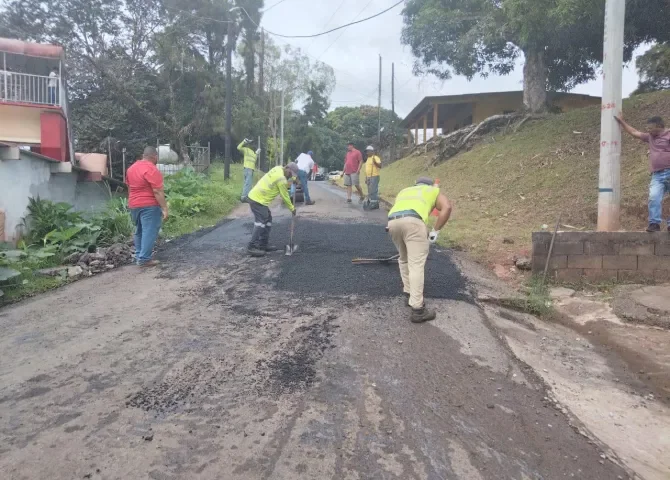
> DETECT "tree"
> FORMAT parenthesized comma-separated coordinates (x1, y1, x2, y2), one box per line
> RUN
(303, 82, 330, 125)
(326, 106, 402, 148)
(634, 43, 670, 94)
(401, 0, 667, 113)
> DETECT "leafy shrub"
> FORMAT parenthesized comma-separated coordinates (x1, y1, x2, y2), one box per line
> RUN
(93, 197, 134, 246)
(165, 168, 209, 218)
(24, 197, 84, 244)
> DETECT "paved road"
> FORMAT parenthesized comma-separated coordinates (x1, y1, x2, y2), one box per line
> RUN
(0, 183, 629, 479)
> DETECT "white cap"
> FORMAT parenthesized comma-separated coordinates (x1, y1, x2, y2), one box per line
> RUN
(366, 145, 374, 151)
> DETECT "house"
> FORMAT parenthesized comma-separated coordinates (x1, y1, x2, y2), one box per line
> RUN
(401, 91, 601, 145)
(0, 38, 125, 243)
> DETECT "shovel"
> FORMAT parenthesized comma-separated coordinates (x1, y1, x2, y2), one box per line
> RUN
(351, 254, 400, 265)
(285, 191, 299, 256)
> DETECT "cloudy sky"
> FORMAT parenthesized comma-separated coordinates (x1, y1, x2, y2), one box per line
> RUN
(260, 0, 649, 119)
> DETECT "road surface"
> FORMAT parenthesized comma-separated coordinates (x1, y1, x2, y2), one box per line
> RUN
(0, 182, 630, 479)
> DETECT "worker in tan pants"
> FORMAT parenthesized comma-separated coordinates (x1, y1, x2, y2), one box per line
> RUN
(387, 177, 453, 323)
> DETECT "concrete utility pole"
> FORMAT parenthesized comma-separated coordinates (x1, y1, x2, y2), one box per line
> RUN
(377, 55, 382, 146)
(259, 30, 266, 172)
(280, 90, 285, 166)
(597, 0, 626, 231)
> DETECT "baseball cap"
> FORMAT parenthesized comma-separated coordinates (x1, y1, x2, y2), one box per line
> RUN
(416, 177, 434, 186)
(286, 162, 300, 175)
(366, 145, 374, 151)
(307, 151, 313, 156)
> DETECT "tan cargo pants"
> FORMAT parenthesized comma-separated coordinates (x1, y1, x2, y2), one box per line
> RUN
(388, 217, 429, 309)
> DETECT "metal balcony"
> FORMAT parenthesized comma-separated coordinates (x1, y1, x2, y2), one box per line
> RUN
(0, 71, 61, 107)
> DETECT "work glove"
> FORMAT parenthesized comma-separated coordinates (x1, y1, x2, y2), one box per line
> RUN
(255, 148, 261, 155)
(243, 138, 251, 144)
(428, 229, 439, 244)
(291, 209, 297, 216)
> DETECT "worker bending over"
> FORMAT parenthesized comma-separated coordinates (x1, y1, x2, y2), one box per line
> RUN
(238, 138, 260, 202)
(387, 177, 452, 323)
(247, 162, 299, 257)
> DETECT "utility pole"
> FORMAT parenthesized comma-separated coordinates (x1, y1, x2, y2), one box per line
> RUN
(259, 30, 266, 172)
(280, 90, 285, 166)
(377, 55, 382, 146)
(391, 62, 395, 162)
(597, 0, 625, 231)
(107, 135, 113, 179)
(122, 147, 127, 183)
(224, 12, 234, 180)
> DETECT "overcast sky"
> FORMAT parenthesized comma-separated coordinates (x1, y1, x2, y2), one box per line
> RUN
(260, 0, 649, 119)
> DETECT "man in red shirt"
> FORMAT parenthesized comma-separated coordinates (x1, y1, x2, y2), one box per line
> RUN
(341, 143, 364, 204)
(126, 147, 168, 267)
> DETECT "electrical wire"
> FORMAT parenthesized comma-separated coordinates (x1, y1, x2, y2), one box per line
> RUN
(237, 0, 405, 39)
(315, 0, 375, 61)
(262, 0, 291, 14)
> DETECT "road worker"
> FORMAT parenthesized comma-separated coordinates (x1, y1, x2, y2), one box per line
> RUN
(239, 138, 261, 202)
(247, 162, 299, 257)
(387, 177, 452, 323)
(364, 145, 382, 210)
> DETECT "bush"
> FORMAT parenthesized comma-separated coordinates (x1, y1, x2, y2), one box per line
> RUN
(23, 197, 84, 244)
(93, 197, 134, 246)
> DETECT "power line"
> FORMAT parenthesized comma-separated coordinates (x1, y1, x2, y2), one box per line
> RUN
(263, 0, 291, 14)
(315, 0, 375, 61)
(305, 0, 347, 57)
(236, 0, 405, 39)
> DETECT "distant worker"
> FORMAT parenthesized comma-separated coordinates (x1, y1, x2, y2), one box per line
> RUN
(341, 143, 365, 204)
(364, 145, 382, 210)
(312, 162, 318, 181)
(126, 146, 169, 268)
(48, 67, 59, 105)
(615, 114, 670, 232)
(247, 162, 299, 257)
(238, 138, 261, 202)
(387, 177, 452, 323)
(295, 151, 316, 206)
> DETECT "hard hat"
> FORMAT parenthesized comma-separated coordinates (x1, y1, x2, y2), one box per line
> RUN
(366, 145, 375, 151)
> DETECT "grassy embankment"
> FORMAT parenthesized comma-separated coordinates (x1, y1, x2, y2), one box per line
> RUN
(364, 91, 670, 268)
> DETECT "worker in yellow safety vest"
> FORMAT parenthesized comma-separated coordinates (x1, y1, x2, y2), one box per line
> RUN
(387, 177, 453, 323)
(239, 138, 261, 201)
(247, 162, 300, 257)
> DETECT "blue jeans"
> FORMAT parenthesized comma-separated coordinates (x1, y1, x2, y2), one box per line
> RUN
(367, 175, 380, 204)
(48, 87, 57, 105)
(649, 168, 670, 225)
(130, 206, 163, 265)
(297, 170, 311, 202)
(242, 168, 254, 199)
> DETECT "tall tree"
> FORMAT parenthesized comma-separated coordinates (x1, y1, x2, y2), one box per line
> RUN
(401, 0, 667, 113)
(303, 82, 330, 125)
(634, 44, 670, 94)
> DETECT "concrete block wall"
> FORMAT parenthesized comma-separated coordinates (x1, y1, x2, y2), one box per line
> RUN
(532, 232, 670, 283)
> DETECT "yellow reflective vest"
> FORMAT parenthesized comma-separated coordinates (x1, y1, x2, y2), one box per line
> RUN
(248, 166, 294, 211)
(388, 185, 440, 223)
(238, 141, 257, 170)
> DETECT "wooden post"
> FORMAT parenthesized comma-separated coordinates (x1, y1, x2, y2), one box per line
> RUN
(433, 104, 439, 140)
(423, 115, 427, 144)
(407, 129, 412, 146)
(414, 123, 418, 145)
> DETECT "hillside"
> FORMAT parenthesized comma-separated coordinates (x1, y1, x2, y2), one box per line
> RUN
(378, 90, 670, 268)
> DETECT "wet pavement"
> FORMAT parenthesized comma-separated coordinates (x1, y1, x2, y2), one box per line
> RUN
(0, 182, 630, 479)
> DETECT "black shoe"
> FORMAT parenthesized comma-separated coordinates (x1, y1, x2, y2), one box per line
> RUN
(410, 305, 437, 324)
(347, 199, 352, 204)
(403, 293, 411, 307)
(263, 245, 280, 252)
(305, 200, 315, 206)
(247, 247, 266, 257)
(647, 223, 661, 232)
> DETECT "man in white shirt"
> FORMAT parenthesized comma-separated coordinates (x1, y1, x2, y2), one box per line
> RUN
(48, 68, 59, 105)
(294, 151, 316, 205)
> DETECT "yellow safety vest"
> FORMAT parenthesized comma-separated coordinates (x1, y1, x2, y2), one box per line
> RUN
(248, 166, 294, 211)
(388, 185, 440, 223)
(365, 155, 382, 178)
(238, 141, 257, 170)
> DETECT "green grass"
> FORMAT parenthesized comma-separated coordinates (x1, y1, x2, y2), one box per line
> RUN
(377, 90, 670, 266)
(1, 273, 65, 303)
(162, 164, 246, 238)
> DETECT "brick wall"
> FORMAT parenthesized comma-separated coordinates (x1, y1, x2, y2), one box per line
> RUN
(532, 232, 670, 283)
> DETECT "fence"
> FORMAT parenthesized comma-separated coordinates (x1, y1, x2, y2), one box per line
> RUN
(0, 72, 61, 106)
(156, 144, 211, 176)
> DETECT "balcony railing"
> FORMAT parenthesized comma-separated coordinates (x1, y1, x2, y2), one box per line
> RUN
(0, 71, 61, 107)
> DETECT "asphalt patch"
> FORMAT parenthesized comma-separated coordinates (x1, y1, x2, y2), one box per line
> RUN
(262, 220, 470, 302)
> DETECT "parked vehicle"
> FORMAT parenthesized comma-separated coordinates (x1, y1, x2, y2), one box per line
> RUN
(328, 171, 342, 181)
(314, 172, 326, 181)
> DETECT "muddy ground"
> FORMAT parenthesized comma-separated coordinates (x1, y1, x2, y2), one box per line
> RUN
(0, 183, 635, 479)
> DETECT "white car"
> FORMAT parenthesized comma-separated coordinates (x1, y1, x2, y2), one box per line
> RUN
(328, 171, 342, 180)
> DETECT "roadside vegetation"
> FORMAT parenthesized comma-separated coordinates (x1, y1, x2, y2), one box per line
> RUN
(0, 164, 243, 305)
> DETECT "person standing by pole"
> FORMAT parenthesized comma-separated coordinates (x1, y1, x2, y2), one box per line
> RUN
(126, 147, 168, 268)
(364, 146, 382, 210)
(387, 177, 452, 323)
(238, 138, 260, 202)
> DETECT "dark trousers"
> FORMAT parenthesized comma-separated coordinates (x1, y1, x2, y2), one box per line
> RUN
(249, 200, 272, 249)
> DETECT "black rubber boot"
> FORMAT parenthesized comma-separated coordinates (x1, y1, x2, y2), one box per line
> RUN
(263, 245, 280, 252)
(410, 305, 437, 324)
(247, 247, 266, 257)
(647, 223, 661, 232)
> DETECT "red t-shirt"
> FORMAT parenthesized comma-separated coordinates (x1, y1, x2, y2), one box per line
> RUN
(344, 149, 363, 175)
(127, 160, 164, 208)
